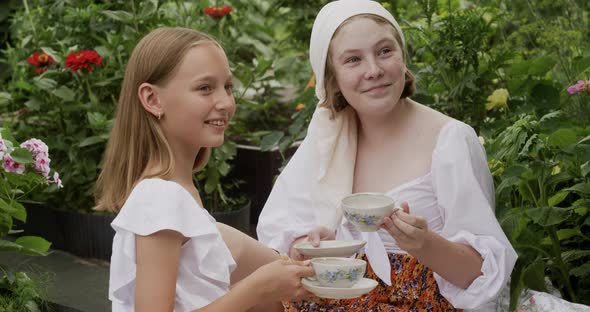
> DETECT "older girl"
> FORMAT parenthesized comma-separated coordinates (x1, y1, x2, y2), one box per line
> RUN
(257, 1, 517, 311)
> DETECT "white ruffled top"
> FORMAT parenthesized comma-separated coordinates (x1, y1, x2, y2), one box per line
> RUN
(109, 178, 236, 312)
(257, 119, 518, 310)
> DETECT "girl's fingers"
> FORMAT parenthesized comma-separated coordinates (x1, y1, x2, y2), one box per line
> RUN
(383, 216, 410, 241)
(392, 215, 422, 237)
(395, 212, 427, 230)
(401, 201, 410, 214)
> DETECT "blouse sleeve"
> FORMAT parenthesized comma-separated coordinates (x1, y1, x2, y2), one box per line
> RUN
(109, 179, 225, 307)
(256, 138, 318, 254)
(111, 179, 217, 238)
(431, 121, 518, 310)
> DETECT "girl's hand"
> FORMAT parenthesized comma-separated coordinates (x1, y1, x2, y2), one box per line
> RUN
(381, 202, 429, 252)
(251, 258, 315, 302)
(288, 226, 336, 260)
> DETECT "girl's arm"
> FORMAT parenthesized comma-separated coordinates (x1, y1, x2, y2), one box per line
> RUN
(135, 230, 184, 311)
(382, 203, 483, 289)
(135, 229, 314, 312)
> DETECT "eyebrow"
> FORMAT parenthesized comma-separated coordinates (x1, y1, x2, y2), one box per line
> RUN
(337, 38, 398, 61)
(191, 73, 234, 83)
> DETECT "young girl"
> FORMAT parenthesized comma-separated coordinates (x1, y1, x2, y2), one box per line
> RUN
(95, 27, 313, 312)
(257, 0, 517, 311)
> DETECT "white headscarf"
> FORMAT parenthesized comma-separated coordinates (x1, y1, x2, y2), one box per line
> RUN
(307, 0, 405, 285)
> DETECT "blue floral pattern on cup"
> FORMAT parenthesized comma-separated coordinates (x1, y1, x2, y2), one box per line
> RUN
(343, 211, 380, 225)
(318, 267, 363, 284)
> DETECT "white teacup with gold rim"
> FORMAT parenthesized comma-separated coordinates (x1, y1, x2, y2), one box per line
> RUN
(311, 257, 366, 288)
(341, 192, 400, 232)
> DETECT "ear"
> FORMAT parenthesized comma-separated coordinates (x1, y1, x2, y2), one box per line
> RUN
(138, 83, 163, 119)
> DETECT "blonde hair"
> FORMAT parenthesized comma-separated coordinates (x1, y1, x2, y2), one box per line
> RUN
(321, 14, 416, 116)
(95, 27, 217, 213)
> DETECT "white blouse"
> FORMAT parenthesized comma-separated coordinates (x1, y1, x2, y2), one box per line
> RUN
(109, 179, 236, 312)
(257, 120, 517, 310)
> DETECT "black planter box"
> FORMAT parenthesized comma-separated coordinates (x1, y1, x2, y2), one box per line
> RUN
(211, 201, 251, 235)
(21, 205, 115, 261)
(228, 144, 299, 225)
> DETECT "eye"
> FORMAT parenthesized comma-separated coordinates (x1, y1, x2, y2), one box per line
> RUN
(225, 83, 234, 92)
(197, 84, 211, 92)
(345, 56, 360, 64)
(379, 47, 393, 56)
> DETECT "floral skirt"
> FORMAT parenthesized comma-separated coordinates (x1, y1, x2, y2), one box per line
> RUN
(284, 253, 460, 312)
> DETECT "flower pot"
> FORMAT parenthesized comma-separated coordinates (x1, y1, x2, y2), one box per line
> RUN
(229, 144, 299, 225)
(211, 201, 251, 235)
(21, 205, 115, 261)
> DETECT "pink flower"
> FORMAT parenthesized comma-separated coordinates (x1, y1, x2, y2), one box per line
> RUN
(33, 156, 51, 177)
(0, 137, 7, 161)
(3, 155, 25, 174)
(21, 138, 48, 156)
(51, 171, 63, 188)
(567, 80, 590, 95)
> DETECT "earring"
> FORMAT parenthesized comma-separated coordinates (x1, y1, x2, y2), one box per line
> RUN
(157, 112, 161, 120)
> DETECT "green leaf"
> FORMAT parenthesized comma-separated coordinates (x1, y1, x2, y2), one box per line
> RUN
(255, 58, 273, 76)
(565, 183, 590, 195)
(101, 10, 134, 23)
(260, 131, 284, 152)
(526, 206, 572, 227)
(570, 262, 590, 277)
(0, 239, 50, 256)
(581, 161, 590, 178)
(33, 77, 57, 92)
(531, 83, 560, 111)
(522, 261, 547, 292)
(556, 228, 579, 240)
(579, 135, 590, 145)
(575, 207, 588, 216)
(52, 86, 76, 102)
(15, 236, 51, 253)
(1, 200, 26, 222)
(0, 92, 12, 105)
(528, 55, 556, 76)
(548, 191, 569, 207)
(547, 128, 577, 148)
(40, 46, 62, 63)
(9, 148, 34, 164)
(25, 98, 42, 111)
(78, 136, 106, 147)
(562, 250, 590, 263)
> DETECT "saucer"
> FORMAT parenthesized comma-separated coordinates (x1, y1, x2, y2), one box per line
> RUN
(302, 277, 378, 299)
(294, 240, 366, 258)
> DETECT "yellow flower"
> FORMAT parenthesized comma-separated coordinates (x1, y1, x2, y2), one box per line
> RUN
(488, 159, 504, 177)
(552, 165, 561, 175)
(295, 103, 305, 111)
(485, 88, 509, 111)
(478, 136, 485, 146)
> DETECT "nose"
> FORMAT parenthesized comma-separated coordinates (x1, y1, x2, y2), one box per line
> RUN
(214, 88, 236, 112)
(364, 57, 384, 80)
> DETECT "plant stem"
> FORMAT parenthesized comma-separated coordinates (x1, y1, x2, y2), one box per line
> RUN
(548, 226, 577, 302)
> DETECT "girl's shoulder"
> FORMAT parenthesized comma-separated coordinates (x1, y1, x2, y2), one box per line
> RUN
(112, 178, 215, 238)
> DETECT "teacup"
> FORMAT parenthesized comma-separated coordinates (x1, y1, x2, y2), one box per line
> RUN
(341, 192, 399, 232)
(311, 257, 366, 288)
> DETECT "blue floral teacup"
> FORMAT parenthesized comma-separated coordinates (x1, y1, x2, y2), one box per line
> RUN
(342, 192, 399, 232)
(311, 257, 366, 288)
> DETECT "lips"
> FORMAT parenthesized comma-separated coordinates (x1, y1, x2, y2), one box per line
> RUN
(363, 83, 392, 93)
(205, 118, 228, 126)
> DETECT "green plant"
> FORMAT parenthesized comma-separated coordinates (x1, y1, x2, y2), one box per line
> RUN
(0, 128, 56, 311)
(487, 112, 590, 309)
(0, 270, 48, 312)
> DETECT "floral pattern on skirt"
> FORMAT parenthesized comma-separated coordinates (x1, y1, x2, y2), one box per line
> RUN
(284, 253, 460, 312)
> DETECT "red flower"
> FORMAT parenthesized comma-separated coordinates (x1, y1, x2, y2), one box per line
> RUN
(65, 50, 103, 72)
(26, 52, 55, 74)
(203, 6, 233, 18)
